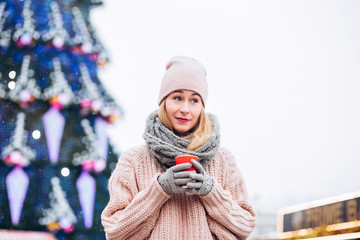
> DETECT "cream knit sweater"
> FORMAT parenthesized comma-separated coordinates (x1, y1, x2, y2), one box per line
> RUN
(101, 144, 256, 240)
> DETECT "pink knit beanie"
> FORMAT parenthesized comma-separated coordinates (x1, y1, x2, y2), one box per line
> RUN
(158, 56, 208, 105)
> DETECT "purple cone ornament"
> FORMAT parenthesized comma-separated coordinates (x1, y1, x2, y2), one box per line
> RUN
(76, 171, 95, 228)
(42, 107, 65, 163)
(6, 166, 30, 225)
(94, 117, 108, 160)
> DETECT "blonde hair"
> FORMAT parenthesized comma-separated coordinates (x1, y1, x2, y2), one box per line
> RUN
(158, 100, 213, 151)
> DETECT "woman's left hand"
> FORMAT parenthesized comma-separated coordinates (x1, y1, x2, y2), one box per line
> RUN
(185, 159, 213, 196)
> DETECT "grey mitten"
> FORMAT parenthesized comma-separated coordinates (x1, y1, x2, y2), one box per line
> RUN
(158, 163, 193, 195)
(185, 159, 213, 196)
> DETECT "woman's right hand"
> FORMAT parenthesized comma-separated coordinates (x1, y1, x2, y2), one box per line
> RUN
(157, 163, 192, 195)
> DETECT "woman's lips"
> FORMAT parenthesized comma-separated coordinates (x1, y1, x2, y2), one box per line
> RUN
(176, 117, 189, 123)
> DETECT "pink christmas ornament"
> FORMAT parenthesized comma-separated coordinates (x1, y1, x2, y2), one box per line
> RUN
(90, 52, 99, 61)
(4, 151, 30, 167)
(81, 159, 105, 173)
(71, 45, 82, 54)
(81, 160, 95, 172)
(80, 99, 92, 108)
(17, 33, 33, 46)
(50, 102, 62, 110)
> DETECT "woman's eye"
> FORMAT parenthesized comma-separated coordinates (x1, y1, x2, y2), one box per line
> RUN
(191, 99, 199, 103)
(174, 96, 182, 101)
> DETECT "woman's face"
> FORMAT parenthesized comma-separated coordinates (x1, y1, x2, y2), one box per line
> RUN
(165, 89, 202, 137)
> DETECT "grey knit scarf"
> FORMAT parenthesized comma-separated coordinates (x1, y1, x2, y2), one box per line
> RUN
(143, 111, 220, 172)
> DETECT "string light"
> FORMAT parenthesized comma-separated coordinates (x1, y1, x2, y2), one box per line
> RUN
(42, 58, 74, 106)
(8, 71, 16, 79)
(8, 81, 15, 90)
(42, 2, 69, 48)
(72, 119, 104, 171)
(61, 167, 70, 177)
(8, 55, 41, 103)
(72, 7, 93, 53)
(39, 177, 77, 230)
(1, 113, 36, 164)
(79, 63, 101, 100)
(12, 0, 40, 46)
(0, 3, 11, 48)
(32, 130, 41, 139)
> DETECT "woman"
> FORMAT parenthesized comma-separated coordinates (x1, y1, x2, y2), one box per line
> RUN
(101, 56, 256, 239)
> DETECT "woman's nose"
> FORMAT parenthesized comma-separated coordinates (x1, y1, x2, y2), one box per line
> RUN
(179, 101, 189, 113)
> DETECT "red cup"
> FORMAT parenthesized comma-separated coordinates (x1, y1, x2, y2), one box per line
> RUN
(175, 155, 198, 171)
(175, 155, 198, 187)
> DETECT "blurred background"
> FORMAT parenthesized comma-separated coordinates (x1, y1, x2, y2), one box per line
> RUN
(92, 0, 360, 213)
(91, 0, 360, 237)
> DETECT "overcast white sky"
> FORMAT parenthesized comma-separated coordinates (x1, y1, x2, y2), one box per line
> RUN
(92, 0, 360, 211)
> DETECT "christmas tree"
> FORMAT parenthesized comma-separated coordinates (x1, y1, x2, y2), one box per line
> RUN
(0, 0, 122, 239)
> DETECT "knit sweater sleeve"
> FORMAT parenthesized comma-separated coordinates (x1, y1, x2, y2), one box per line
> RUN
(199, 148, 257, 239)
(101, 147, 171, 240)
